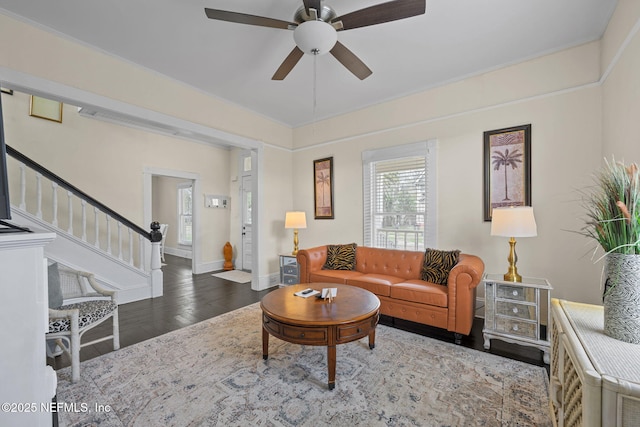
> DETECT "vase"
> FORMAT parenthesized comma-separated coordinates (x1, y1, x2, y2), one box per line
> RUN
(223, 242, 234, 271)
(603, 253, 640, 344)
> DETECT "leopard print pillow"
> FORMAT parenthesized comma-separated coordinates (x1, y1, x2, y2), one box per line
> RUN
(421, 248, 460, 285)
(322, 243, 357, 270)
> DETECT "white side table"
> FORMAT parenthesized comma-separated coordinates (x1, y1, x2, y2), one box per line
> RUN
(482, 274, 552, 363)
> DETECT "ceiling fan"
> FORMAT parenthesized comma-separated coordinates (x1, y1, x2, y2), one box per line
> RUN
(204, 0, 426, 81)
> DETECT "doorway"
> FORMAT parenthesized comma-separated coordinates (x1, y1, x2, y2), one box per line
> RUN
(241, 175, 252, 271)
(144, 168, 200, 275)
(240, 152, 252, 272)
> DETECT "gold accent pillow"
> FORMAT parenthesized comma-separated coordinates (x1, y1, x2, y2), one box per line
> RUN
(421, 248, 460, 285)
(322, 243, 357, 270)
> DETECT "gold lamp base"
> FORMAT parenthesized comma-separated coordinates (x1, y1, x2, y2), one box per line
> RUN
(503, 237, 522, 282)
(292, 229, 299, 255)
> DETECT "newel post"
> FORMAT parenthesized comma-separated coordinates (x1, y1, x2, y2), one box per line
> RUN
(150, 221, 164, 298)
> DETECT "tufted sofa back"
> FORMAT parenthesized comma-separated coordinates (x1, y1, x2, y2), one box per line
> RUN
(355, 246, 423, 280)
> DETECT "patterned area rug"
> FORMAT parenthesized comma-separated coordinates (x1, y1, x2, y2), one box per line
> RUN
(55, 303, 552, 426)
(211, 270, 251, 283)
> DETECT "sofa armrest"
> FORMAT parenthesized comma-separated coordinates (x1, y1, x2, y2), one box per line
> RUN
(446, 253, 485, 335)
(296, 246, 328, 283)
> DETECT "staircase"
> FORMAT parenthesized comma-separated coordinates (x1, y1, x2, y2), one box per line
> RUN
(6, 145, 162, 304)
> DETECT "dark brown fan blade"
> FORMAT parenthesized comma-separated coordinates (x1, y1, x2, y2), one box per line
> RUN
(329, 41, 372, 80)
(302, 0, 322, 16)
(332, 0, 425, 31)
(205, 8, 295, 30)
(272, 47, 305, 80)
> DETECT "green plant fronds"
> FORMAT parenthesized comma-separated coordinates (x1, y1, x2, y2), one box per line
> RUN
(581, 158, 640, 255)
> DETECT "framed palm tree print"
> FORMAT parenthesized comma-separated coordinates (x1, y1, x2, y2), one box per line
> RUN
(314, 157, 334, 219)
(483, 124, 531, 221)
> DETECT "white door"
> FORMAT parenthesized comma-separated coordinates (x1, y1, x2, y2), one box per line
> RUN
(241, 175, 252, 271)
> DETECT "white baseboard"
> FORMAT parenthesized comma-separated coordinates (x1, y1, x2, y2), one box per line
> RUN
(254, 273, 279, 291)
(164, 246, 192, 259)
(194, 259, 224, 274)
(117, 284, 155, 304)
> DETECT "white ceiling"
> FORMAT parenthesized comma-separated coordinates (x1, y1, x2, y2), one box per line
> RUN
(0, 0, 618, 128)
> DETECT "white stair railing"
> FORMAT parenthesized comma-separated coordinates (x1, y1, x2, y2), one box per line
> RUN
(6, 145, 162, 278)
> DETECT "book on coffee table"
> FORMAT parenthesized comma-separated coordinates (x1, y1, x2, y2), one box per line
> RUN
(294, 288, 320, 298)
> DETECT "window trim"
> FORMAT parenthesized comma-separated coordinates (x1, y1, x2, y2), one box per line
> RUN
(362, 139, 438, 250)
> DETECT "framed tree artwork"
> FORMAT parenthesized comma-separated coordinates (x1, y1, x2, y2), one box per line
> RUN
(483, 124, 531, 221)
(314, 157, 334, 219)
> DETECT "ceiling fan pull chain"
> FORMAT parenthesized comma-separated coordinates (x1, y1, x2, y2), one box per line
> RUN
(313, 52, 318, 117)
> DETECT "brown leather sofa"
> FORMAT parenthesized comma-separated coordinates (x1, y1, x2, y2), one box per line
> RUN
(297, 245, 484, 343)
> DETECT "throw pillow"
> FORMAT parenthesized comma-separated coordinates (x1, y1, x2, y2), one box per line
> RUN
(48, 262, 63, 309)
(322, 243, 357, 270)
(421, 248, 461, 285)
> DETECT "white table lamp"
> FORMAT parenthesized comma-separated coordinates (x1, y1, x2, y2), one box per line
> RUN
(491, 206, 537, 282)
(285, 211, 307, 255)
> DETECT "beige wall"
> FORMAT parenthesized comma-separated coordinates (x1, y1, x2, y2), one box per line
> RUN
(4, 91, 234, 265)
(602, 0, 640, 161)
(0, 12, 294, 282)
(292, 41, 609, 305)
(2, 4, 639, 300)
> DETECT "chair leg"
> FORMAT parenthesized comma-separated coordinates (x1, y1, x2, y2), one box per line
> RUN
(113, 309, 120, 350)
(70, 315, 81, 382)
(71, 331, 80, 382)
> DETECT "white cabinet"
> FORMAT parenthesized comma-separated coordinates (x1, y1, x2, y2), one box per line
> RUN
(550, 299, 640, 427)
(483, 274, 552, 363)
(0, 231, 56, 427)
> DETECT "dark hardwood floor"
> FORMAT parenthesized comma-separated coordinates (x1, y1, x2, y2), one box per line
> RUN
(48, 253, 548, 372)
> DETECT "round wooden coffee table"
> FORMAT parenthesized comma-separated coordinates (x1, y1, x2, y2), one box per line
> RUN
(261, 283, 380, 390)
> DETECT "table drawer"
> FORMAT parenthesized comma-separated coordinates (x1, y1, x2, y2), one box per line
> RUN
(283, 265, 298, 275)
(496, 284, 535, 303)
(495, 316, 537, 339)
(263, 315, 328, 344)
(281, 256, 297, 266)
(263, 314, 281, 336)
(282, 276, 298, 285)
(281, 325, 327, 344)
(496, 300, 537, 321)
(337, 317, 376, 343)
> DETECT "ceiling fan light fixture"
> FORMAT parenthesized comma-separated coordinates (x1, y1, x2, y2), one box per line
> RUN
(293, 20, 337, 55)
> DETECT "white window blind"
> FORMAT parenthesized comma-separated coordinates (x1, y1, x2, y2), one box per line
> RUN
(363, 140, 437, 250)
(178, 184, 193, 245)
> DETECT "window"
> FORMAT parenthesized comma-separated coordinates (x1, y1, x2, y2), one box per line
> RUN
(363, 140, 437, 251)
(178, 184, 192, 245)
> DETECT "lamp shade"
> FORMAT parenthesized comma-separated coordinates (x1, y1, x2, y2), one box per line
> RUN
(285, 211, 307, 229)
(491, 206, 537, 237)
(293, 20, 337, 55)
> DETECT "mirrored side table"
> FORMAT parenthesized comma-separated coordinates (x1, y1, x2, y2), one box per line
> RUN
(482, 273, 552, 364)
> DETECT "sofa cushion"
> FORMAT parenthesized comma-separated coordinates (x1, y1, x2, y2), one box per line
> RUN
(390, 280, 448, 308)
(346, 274, 404, 297)
(355, 246, 423, 280)
(421, 248, 460, 285)
(310, 269, 364, 284)
(322, 243, 357, 270)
